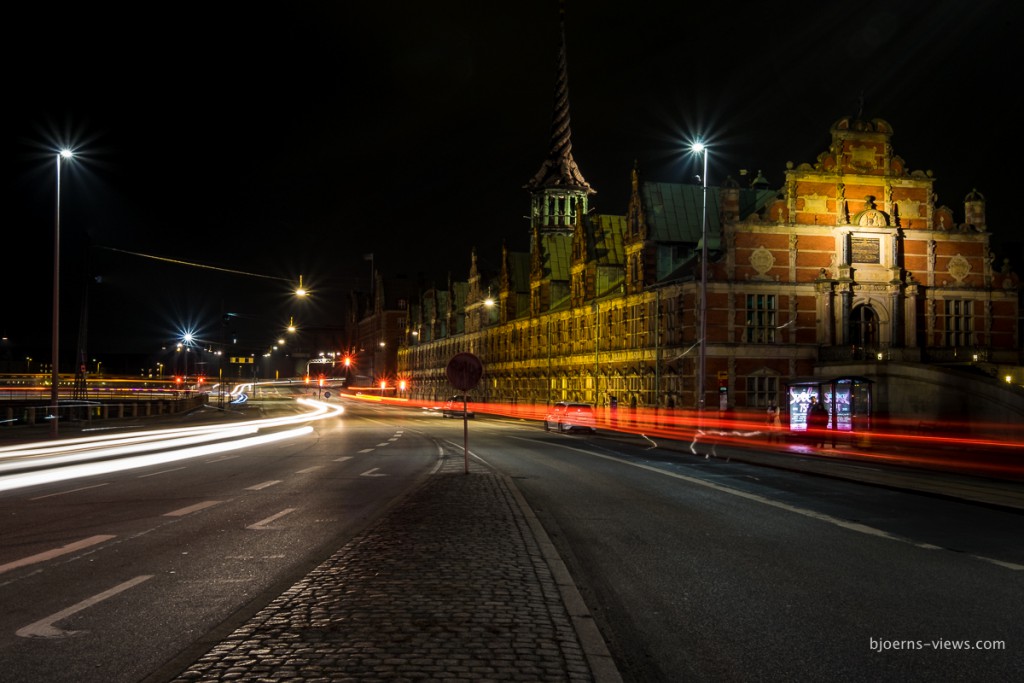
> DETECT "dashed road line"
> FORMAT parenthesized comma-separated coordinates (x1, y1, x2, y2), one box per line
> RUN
(246, 480, 282, 491)
(138, 467, 187, 478)
(247, 508, 297, 530)
(0, 535, 116, 575)
(164, 500, 222, 517)
(29, 483, 109, 500)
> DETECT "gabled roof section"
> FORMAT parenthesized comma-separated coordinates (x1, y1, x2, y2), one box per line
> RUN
(586, 214, 626, 267)
(642, 182, 720, 245)
(541, 232, 573, 281)
(738, 187, 778, 218)
(642, 182, 775, 248)
(452, 281, 470, 310)
(523, 8, 593, 196)
(508, 251, 531, 293)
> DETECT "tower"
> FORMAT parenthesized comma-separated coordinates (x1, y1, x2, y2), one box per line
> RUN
(523, 3, 595, 241)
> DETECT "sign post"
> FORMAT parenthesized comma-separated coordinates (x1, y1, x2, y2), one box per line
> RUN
(445, 352, 483, 474)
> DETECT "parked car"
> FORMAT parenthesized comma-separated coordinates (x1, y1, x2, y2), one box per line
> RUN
(442, 395, 475, 419)
(544, 401, 596, 433)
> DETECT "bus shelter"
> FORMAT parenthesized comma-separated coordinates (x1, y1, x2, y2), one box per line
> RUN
(785, 376, 873, 433)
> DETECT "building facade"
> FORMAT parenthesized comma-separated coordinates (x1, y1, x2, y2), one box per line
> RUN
(391, 21, 1021, 425)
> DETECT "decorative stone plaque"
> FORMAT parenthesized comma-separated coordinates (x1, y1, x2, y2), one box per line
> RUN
(749, 246, 775, 278)
(947, 254, 971, 283)
(851, 237, 881, 264)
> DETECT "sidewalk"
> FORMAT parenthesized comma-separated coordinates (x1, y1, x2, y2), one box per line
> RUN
(165, 453, 621, 683)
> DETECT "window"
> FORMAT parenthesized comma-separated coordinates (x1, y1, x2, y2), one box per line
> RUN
(746, 374, 779, 408)
(945, 300, 974, 346)
(745, 294, 777, 344)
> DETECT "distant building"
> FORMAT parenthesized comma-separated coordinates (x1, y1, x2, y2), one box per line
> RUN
(346, 269, 419, 392)
(386, 13, 1022, 425)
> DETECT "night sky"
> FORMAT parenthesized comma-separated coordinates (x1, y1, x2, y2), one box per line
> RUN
(5, 0, 1020, 366)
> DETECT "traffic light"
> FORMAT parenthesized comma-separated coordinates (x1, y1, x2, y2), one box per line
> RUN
(343, 356, 352, 368)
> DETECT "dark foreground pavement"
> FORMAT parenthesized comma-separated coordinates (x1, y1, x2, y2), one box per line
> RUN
(4, 406, 1021, 682)
(159, 453, 621, 683)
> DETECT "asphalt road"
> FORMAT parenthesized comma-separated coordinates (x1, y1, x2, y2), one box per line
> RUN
(472, 422, 1023, 681)
(0, 398, 436, 682)
(1, 396, 1021, 681)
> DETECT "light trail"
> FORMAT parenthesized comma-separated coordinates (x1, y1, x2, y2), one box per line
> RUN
(0, 399, 343, 493)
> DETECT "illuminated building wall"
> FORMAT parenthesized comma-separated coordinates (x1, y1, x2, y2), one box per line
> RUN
(395, 115, 1020, 421)
(390, 13, 1020, 421)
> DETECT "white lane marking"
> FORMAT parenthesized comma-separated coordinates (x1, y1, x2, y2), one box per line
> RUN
(375, 442, 391, 447)
(246, 480, 282, 491)
(138, 467, 187, 478)
(296, 466, 322, 474)
(334, 456, 352, 462)
(524, 438, 1024, 571)
(357, 449, 374, 454)
(205, 455, 240, 463)
(0, 535, 116, 576)
(16, 575, 153, 638)
(247, 508, 298, 530)
(974, 555, 1024, 571)
(164, 500, 222, 517)
(360, 468, 387, 477)
(29, 483, 109, 500)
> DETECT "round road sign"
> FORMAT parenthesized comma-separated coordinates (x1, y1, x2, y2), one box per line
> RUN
(446, 352, 483, 391)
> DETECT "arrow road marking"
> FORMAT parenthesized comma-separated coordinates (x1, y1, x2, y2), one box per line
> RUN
(16, 575, 153, 638)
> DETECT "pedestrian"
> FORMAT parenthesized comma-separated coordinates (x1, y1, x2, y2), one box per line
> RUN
(808, 396, 829, 447)
(766, 401, 782, 443)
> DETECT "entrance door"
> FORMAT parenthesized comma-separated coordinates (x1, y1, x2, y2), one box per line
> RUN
(850, 305, 878, 351)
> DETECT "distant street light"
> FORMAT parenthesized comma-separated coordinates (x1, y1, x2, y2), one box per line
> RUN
(51, 148, 74, 435)
(692, 141, 709, 411)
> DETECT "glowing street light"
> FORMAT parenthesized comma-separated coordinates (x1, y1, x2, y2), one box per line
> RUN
(692, 140, 709, 411)
(51, 148, 74, 435)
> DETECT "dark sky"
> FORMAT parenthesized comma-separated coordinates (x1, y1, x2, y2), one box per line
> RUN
(5, 0, 1020, 364)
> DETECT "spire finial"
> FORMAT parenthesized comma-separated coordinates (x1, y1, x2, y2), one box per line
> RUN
(523, 0, 594, 195)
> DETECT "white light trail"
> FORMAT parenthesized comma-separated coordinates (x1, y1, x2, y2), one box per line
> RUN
(0, 398, 342, 493)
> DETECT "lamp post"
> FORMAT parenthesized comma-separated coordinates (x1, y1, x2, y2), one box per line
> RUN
(51, 149, 74, 435)
(692, 141, 709, 412)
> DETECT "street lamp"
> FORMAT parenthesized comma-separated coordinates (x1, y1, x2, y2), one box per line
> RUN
(51, 148, 74, 435)
(692, 141, 709, 411)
